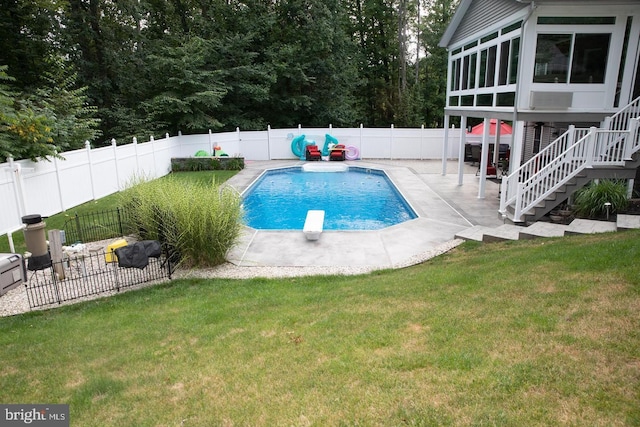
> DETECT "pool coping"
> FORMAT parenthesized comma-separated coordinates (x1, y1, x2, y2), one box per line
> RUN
(224, 160, 504, 268)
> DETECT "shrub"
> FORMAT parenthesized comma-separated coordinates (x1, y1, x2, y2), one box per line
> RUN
(120, 176, 243, 267)
(225, 157, 245, 170)
(573, 179, 628, 218)
(171, 157, 244, 172)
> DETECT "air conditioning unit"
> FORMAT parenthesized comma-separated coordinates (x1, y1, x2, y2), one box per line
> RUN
(530, 91, 573, 109)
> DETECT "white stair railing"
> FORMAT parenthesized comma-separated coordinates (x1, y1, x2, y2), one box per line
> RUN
(500, 97, 640, 223)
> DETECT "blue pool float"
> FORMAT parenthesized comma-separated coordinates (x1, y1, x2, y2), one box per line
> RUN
(322, 134, 340, 156)
(291, 135, 306, 158)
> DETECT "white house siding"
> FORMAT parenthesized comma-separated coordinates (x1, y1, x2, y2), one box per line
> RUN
(448, 0, 527, 46)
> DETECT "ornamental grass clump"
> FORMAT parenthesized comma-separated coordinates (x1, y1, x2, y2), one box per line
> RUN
(573, 179, 628, 218)
(120, 175, 243, 267)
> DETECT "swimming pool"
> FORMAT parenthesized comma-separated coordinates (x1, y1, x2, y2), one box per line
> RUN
(242, 165, 417, 230)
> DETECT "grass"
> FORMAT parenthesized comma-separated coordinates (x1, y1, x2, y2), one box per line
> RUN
(0, 170, 238, 255)
(1, 230, 639, 425)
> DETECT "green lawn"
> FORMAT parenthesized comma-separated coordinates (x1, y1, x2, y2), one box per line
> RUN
(1, 230, 639, 426)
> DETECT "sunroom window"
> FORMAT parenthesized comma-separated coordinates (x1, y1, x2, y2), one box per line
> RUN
(534, 33, 611, 83)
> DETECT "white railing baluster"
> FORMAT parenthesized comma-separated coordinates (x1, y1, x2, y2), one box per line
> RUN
(627, 118, 639, 157)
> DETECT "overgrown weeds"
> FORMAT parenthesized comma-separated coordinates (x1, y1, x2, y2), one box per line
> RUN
(120, 175, 243, 267)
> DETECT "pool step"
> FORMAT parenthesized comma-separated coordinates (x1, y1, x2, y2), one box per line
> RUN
(302, 163, 348, 172)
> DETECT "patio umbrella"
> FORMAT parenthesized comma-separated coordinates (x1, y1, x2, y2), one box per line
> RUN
(468, 119, 512, 135)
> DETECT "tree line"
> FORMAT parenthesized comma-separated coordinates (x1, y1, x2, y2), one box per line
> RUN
(0, 0, 457, 160)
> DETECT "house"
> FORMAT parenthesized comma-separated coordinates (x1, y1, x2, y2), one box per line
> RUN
(439, 0, 640, 223)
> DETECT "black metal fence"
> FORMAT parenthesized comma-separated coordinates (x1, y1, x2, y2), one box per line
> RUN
(24, 248, 173, 309)
(62, 208, 133, 245)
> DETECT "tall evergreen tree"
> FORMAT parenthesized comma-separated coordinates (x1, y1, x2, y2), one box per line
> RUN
(420, 0, 457, 127)
(0, 0, 64, 89)
(263, 0, 363, 128)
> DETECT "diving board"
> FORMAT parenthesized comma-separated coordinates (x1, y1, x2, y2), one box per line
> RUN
(303, 210, 325, 241)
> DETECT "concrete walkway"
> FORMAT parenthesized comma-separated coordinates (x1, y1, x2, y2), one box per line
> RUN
(224, 160, 505, 268)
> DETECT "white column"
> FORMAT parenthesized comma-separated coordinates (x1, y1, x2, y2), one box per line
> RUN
(510, 121, 525, 173)
(442, 115, 450, 175)
(494, 120, 501, 166)
(478, 117, 491, 199)
(458, 116, 467, 186)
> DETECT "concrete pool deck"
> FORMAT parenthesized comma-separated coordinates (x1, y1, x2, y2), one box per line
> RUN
(224, 160, 505, 269)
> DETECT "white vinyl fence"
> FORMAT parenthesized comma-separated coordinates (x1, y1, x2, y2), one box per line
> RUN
(1, 125, 473, 241)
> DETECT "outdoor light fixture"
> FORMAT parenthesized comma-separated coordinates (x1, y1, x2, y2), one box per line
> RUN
(604, 202, 612, 220)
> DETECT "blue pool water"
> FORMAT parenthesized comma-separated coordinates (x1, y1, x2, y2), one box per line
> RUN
(242, 166, 417, 230)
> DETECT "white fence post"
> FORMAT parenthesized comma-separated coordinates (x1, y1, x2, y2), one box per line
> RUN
(359, 124, 363, 158)
(390, 124, 394, 160)
(112, 138, 121, 191)
(133, 137, 139, 172)
(53, 152, 66, 211)
(420, 124, 425, 160)
(267, 125, 272, 160)
(7, 232, 15, 253)
(236, 127, 241, 156)
(86, 141, 96, 200)
(149, 135, 157, 178)
(8, 157, 27, 219)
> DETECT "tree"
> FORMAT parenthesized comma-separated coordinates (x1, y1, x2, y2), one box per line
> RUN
(142, 37, 228, 134)
(420, 0, 457, 127)
(0, 0, 64, 89)
(345, 0, 403, 126)
(0, 65, 55, 161)
(0, 61, 101, 161)
(65, 0, 148, 140)
(31, 57, 102, 150)
(262, 0, 363, 128)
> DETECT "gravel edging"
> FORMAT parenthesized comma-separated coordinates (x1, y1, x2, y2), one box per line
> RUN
(0, 239, 463, 318)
